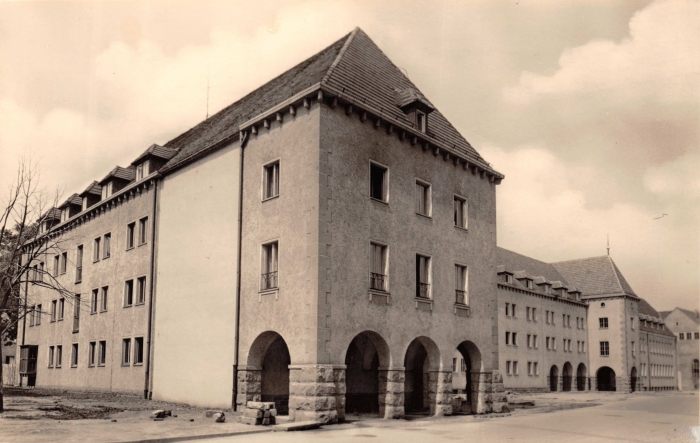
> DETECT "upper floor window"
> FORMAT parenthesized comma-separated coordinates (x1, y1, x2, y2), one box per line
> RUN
(101, 181, 113, 200)
(103, 233, 111, 259)
(61, 208, 70, 223)
(261, 241, 279, 291)
(100, 286, 109, 312)
(631, 317, 635, 330)
(98, 341, 107, 366)
(60, 252, 67, 275)
(124, 280, 134, 307)
(416, 110, 427, 133)
(91, 289, 98, 314)
(600, 341, 610, 356)
(415, 180, 431, 217)
(455, 264, 468, 305)
(505, 274, 513, 284)
(370, 242, 388, 292)
(415, 254, 431, 299)
(138, 217, 148, 245)
(263, 161, 280, 200)
(137, 276, 147, 304)
(599, 317, 609, 329)
(93, 237, 101, 262)
(453, 195, 467, 229)
(369, 162, 388, 202)
(75, 246, 83, 283)
(53, 255, 60, 276)
(127, 222, 135, 249)
(136, 160, 150, 181)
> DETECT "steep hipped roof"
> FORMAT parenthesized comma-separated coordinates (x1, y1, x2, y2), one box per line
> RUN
(552, 256, 638, 298)
(496, 247, 569, 287)
(131, 144, 178, 166)
(79, 181, 102, 197)
(161, 28, 499, 177)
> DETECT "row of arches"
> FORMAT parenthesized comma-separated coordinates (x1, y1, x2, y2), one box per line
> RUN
(247, 330, 485, 417)
(548, 362, 588, 392)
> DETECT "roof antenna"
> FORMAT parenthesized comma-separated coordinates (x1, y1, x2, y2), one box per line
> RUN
(607, 233, 610, 256)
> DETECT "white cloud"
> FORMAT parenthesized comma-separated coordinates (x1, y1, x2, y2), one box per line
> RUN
(644, 151, 700, 199)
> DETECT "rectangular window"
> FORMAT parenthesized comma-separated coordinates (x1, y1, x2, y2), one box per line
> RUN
(512, 304, 517, 318)
(101, 181, 113, 199)
(91, 289, 98, 314)
(534, 335, 538, 349)
(369, 162, 388, 202)
(532, 308, 537, 322)
(124, 280, 134, 307)
(416, 110, 427, 133)
(39, 262, 44, 281)
(506, 303, 511, 316)
(461, 358, 466, 372)
(263, 161, 280, 200)
(528, 362, 533, 376)
(534, 362, 539, 375)
(545, 310, 550, 324)
(505, 331, 511, 345)
(48, 346, 54, 368)
(75, 245, 83, 283)
(73, 295, 80, 332)
(455, 265, 468, 305)
(93, 237, 101, 262)
(56, 345, 63, 368)
(36, 304, 41, 325)
(452, 357, 457, 373)
(60, 252, 67, 275)
(101, 286, 109, 312)
(58, 298, 65, 321)
(122, 338, 131, 366)
(54, 255, 60, 276)
(261, 241, 279, 290)
(415, 180, 431, 217)
(562, 313, 566, 327)
(454, 196, 467, 229)
(546, 337, 550, 350)
(630, 317, 635, 330)
(600, 341, 610, 356)
(632, 341, 635, 358)
(695, 333, 699, 339)
(513, 332, 517, 346)
(29, 306, 35, 327)
(126, 222, 135, 249)
(136, 160, 149, 181)
(51, 300, 57, 322)
(599, 317, 609, 329)
(137, 277, 147, 304)
(512, 361, 518, 375)
(527, 334, 532, 348)
(415, 254, 431, 299)
(103, 233, 111, 259)
(71, 344, 78, 368)
(134, 337, 144, 365)
(88, 342, 96, 367)
(506, 361, 512, 375)
(138, 217, 148, 245)
(527, 307, 531, 321)
(370, 242, 388, 291)
(98, 341, 107, 366)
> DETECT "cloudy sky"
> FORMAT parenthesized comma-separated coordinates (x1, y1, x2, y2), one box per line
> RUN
(1, 0, 697, 311)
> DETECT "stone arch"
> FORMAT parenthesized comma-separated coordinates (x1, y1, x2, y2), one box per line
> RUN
(630, 366, 638, 392)
(596, 366, 616, 392)
(549, 365, 559, 392)
(343, 331, 392, 418)
(454, 341, 483, 414)
(562, 362, 573, 391)
(403, 337, 441, 415)
(245, 331, 291, 415)
(576, 363, 587, 391)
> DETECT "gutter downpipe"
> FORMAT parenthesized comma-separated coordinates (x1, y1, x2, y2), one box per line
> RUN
(144, 176, 160, 399)
(232, 130, 248, 411)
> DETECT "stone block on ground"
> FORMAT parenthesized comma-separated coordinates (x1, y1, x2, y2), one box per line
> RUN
(243, 408, 263, 419)
(274, 420, 323, 431)
(239, 416, 261, 426)
(150, 410, 165, 419)
(213, 412, 226, 422)
(247, 401, 275, 410)
(205, 410, 223, 418)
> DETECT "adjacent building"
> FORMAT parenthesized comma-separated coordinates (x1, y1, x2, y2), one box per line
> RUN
(661, 308, 699, 390)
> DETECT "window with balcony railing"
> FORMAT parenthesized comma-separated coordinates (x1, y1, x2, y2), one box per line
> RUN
(455, 264, 467, 304)
(416, 254, 431, 299)
(261, 241, 278, 291)
(370, 242, 388, 292)
(370, 273, 386, 291)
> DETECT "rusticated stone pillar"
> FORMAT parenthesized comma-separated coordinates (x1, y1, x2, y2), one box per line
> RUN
(472, 371, 490, 414)
(378, 368, 405, 419)
(236, 367, 262, 410)
(616, 376, 630, 393)
(288, 365, 345, 424)
(490, 370, 509, 413)
(430, 370, 453, 416)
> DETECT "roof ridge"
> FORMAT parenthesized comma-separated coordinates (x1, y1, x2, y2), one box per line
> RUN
(551, 255, 609, 265)
(321, 27, 359, 87)
(606, 256, 626, 295)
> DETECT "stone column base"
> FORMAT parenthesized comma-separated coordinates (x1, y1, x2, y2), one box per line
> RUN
(472, 371, 508, 414)
(288, 365, 345, 424)
(616, 376, 631, 393)
(236, 367, 262, 410)
(379, 368, 405, 419)
(490, 370, 509, 413)
(429, 371, 453, 416)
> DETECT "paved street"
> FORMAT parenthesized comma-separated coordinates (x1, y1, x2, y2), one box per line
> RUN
(204, 393, 699, 443)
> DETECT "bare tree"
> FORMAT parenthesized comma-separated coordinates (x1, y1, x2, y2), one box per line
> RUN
(0, 159, 77, 412)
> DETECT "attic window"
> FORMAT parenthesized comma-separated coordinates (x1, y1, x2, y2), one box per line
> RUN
(416, 110, 427, 133)
(101, 181, 113, 199)
(61, 208, 70, 223)
(505, 274, 513, 284)
(136, 160, 150, 181)
(526, 280, 533, 290)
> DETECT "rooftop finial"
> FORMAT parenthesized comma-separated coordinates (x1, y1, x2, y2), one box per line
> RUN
(607, 233, 610, 256)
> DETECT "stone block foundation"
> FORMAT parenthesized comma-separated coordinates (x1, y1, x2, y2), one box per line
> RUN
(379, 368, 405, 419)
(288, 365, 345, 424)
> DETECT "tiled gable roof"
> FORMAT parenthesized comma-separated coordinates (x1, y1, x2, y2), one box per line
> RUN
(159, 27, 500, 177)
(41, 207, 61, 221)
(638, 298, 675, 337)
(161, 32, 351, 172)
(58, 193, 82, 208)
(552, 256, 638, 298)
(496, 247, 568, 288)
(80, 181, 102, 196)
(669, 307, 700, 325)
(132, 144, 178, 165)
(100, 166, 136, 184)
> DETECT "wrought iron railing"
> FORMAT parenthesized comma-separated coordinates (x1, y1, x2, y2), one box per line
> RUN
(455, 290, 466, 304)
(261, 271, 278, 290)
(370, 273, 386, 291)
(418, 283, 430, 299)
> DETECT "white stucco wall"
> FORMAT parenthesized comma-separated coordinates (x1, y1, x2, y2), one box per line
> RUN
(152, 142, 241, 408)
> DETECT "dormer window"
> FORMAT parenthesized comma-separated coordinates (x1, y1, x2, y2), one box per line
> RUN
(543, 285, 551, 294)
(505, 274, 513, 284)
(60, 208, 70, 223)
(101, 181, 113, 200)
(416, 110, 427, 133)
(136, 160, 150, 181)
(526, 280, 533, 290)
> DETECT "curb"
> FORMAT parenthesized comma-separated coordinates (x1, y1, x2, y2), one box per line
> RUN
(118, 428, 273, 443)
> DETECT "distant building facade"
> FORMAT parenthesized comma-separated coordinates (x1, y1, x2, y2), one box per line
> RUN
(661, 308, 699, 390)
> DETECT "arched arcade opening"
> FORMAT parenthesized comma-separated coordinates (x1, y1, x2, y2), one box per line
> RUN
(404, 337, 440, 415)
(576, 363, 587, 391)
(562, 362, 573, 392)
(549, 365, 559, 392)
(453, 341, 482, 414)
(596, 366, 616, 392)
(344, 331, 391, 417)
(246, 331, 291, 415)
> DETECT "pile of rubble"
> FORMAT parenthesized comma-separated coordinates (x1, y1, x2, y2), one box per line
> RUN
(239, 401, 277, 426)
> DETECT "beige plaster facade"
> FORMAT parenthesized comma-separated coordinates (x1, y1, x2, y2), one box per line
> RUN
(662, 309, 699, 390)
